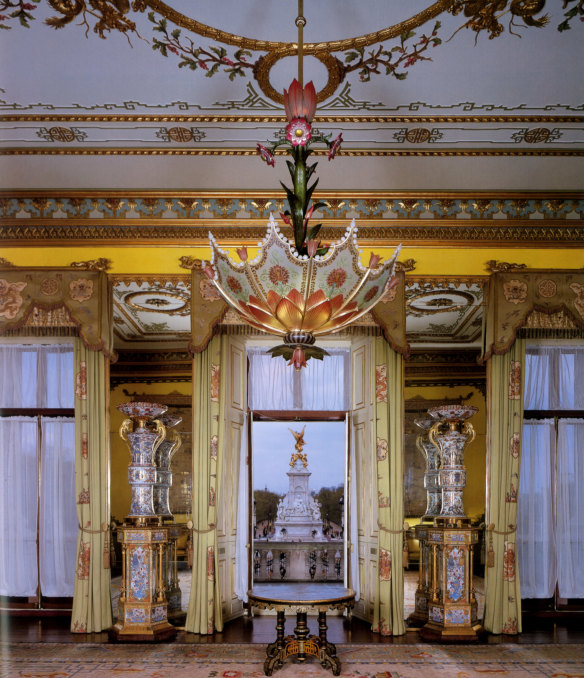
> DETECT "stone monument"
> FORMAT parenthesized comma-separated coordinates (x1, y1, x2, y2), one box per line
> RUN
(273, 426, 326, 543)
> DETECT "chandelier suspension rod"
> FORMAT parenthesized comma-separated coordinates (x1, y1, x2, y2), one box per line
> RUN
(296, 0, 305, 87)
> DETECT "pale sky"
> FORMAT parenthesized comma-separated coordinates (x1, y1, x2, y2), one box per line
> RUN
(252, 420, 346, 495)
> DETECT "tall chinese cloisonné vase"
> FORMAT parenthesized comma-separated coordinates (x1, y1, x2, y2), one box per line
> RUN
(408, 417, 442, 627)
(415, 417, 442, 520)
(416, 404, 483, 642)
(119, 401, 167, 524)
(428, 405, 476, 520)
(110, 401, 177, 642)
(153, 414, 182, 519)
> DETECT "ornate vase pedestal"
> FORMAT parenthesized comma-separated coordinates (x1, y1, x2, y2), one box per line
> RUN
(418, 518, 483, 642)
(407, 522, 433, 628)
(165, 522, 187, 624)
(413, 404, 484, 641)
(109, 524, 177, 642)
(110, 401, 176, 642)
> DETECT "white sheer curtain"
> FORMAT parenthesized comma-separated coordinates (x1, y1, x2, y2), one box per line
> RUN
(517, 420, 556, 598)
(349, 420, 360, 601)
(234, 414, 249, 602)
(0, 417, 39, 596)
(557, 419, 584, 598)
(0, 343, 73, 408)
(0, 343, 75, 598)
(248, 347, 350, 411)
(40, 418, 77, 596)
(524, 344, 584, 410)
(519, 343, 584, 600)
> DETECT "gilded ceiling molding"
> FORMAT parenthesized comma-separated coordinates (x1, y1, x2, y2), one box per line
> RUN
(2, 114, 582, 124)
(407, 276, 488, 286)
(2, 147, 583, 157)
(0, 257, 15, 267)
(145, 0, 450, 53)
(2, 223, 583, 246)
(111, 274, 190, 286)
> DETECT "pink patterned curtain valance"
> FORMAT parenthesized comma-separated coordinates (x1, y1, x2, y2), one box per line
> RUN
(481, 270, 584, 362)
(0, 269, 113, 357)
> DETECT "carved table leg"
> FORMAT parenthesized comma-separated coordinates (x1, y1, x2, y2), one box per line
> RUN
(264, 610, 285, 676)
(294, 611, 309, 662)
(318, 610, 341, 675)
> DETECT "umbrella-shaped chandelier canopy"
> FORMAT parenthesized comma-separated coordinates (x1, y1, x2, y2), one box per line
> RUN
(207, 216, 401, 368)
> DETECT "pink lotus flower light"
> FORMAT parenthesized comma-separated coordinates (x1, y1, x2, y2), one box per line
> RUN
(206, 216, 401, 368)
(288, 347, 308, 371)
(283, 79, 317, 123)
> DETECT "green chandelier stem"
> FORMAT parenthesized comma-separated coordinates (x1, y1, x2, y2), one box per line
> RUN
(292, 145, 307, 251)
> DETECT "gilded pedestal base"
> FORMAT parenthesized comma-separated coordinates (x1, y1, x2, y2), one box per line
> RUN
(109, 524, 177, 643)
(418, 520, 484, 643)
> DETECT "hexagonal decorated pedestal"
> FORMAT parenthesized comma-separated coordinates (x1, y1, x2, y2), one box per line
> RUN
(418, 520, 483, 641)
(109, 525, 177, 642)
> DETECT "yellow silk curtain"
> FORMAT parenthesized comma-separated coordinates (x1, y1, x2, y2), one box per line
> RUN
(185, 334, 226, 634)
(71, 338, 112, 633)
(483, 338, 525, 635)
(372, 336, 405, 636)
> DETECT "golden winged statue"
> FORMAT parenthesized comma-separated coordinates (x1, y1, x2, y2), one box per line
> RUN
(288, 426, 308, 468)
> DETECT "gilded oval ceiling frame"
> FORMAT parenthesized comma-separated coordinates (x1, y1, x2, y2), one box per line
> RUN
(144, 0, 451, 103)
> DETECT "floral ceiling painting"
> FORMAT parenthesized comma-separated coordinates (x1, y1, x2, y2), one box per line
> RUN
(0, 0, 582, 159)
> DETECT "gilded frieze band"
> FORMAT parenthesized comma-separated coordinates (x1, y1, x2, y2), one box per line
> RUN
(1, 222, 583, 246)
(1, 192, 582, 245)
(1, 147, 582, 157)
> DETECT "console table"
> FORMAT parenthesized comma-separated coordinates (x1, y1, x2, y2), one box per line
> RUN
(248, 583, 355, 676)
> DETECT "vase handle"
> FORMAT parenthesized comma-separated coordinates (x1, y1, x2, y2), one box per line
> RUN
(119, 417, 132, 442)
(428, 421, 442, 449)
(462, 421, 476, 445)
(152, 419, 167, 452)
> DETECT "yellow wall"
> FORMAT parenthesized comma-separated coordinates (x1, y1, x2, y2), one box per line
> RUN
(110, 381, 192, 521)
(4, 245, 584, 276)
(405, 384, 486, 522)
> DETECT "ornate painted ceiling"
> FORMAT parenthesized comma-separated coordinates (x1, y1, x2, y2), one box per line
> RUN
(1, 1, 582, 176)
(1, 1, 583, 355)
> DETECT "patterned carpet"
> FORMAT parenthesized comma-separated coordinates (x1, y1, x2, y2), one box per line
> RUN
(3, 642, 583, 678)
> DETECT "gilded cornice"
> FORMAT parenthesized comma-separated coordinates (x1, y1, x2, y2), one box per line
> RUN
(1, 114, 582, 124)
(1, 191, 582, 245)
(1, 147, 582, 157)
(2, 223, 583, 246)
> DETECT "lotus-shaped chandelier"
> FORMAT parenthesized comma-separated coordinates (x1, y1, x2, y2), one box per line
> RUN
(208, 215, 400, 368)
(203, 10, 401, 369)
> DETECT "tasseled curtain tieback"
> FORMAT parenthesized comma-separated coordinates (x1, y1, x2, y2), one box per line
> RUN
(187, 521, 216, 534)
(486, 523, 516, 568)
(185, 522, 216, 568)
(77, 522, 111, 569)
(377, 521, 409, 568)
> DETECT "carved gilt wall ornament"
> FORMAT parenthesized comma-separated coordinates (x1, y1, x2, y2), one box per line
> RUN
(70, 258, 112, 271)
(2, 0, 578, 104)
(485, 260, 527, 273)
